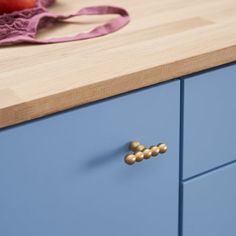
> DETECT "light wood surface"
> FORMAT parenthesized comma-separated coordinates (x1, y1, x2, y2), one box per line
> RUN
(1, 0, 236, 128)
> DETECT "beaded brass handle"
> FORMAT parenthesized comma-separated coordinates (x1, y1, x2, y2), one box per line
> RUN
(125, 141, 168, 165)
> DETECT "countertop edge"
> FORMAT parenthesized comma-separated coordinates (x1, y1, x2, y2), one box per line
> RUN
(1, 45, 236, 129)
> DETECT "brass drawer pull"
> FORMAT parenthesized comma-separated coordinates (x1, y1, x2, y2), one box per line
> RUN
(125, 141, 167, 165)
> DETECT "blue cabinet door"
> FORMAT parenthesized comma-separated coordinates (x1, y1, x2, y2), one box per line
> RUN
(183, 63, 236, 179)
(0, 81, 180, 236)
(182, 162, 236, 236)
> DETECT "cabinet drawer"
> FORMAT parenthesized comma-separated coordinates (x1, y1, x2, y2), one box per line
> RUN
(183, 63, 236, 179)
(0, 81, 180, 236)
(182, 162, 236, 236)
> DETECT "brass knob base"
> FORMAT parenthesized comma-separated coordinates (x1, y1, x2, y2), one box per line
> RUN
(130, 141, 145, 152)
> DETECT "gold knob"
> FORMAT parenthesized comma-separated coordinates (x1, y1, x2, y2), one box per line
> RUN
(125, 153, 136, 165)
(124, 141, 168, 165)
(135, 151, 145, 162)
(130, 141, 145, 152)
(150, 145, 160, 156)
(143, 148, 152, 159)
(158, 143, 168, 153)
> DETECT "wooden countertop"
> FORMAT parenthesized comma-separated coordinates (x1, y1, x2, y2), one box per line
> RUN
(1, 0, 236, 129)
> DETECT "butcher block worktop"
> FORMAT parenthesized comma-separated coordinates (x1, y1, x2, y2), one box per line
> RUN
(0, 0, 236, 128)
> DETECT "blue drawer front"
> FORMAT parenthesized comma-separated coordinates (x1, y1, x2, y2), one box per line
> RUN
(183, 63, 236, 179)
(0, 81, 180, 236)
(182, 161, 236, 236)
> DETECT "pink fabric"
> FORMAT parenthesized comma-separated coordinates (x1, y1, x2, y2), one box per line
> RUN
(0, 0, 130, 46)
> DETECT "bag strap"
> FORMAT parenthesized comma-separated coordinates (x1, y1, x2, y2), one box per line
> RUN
(30, 5, 130, 44)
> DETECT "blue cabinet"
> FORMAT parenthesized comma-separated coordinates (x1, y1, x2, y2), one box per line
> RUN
(1, 62, 236, 236)
(0, 81, 180, 236)
(182, 162, 236, 236)
(183, 63, 236, 179)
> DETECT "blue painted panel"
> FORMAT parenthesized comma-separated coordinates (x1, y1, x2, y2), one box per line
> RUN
(183, 161, 236, 236)
(0, 81, 180, 236)
(183, 63, 236, 179)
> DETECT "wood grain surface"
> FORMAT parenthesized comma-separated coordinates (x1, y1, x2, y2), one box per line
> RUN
(0, 0, 236, 128)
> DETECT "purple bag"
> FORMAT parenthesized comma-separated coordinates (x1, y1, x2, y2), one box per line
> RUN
(0, 0, 130, 46)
